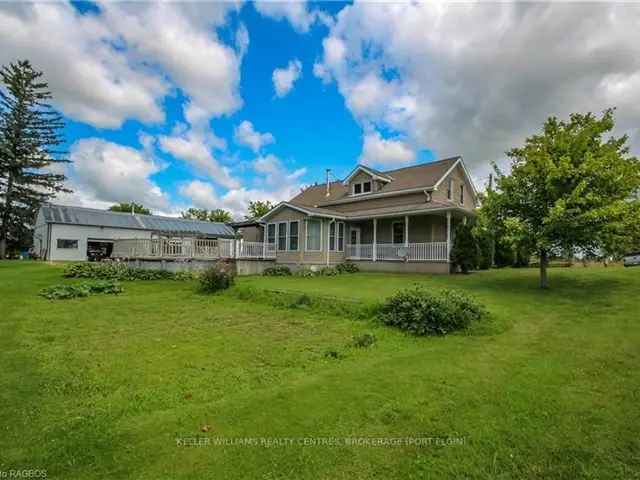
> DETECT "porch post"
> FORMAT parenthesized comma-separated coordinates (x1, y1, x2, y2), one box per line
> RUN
(404, 215, 409, 247)
(446, 212, 452, 262)
(262, 225, 267, 259)
(373, 218, 377, 262)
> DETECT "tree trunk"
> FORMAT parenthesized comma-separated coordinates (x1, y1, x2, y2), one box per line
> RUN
(539, 249, 549, 289)
(0, 175, 14, 259)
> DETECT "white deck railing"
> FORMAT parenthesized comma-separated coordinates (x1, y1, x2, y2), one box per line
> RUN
(346, 242, 448, 262)
(111, 238, 276, 260)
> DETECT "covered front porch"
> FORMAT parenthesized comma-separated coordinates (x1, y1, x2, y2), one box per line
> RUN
(344, 210, 465, 263)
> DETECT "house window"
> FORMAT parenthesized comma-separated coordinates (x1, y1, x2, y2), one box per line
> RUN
(337, 222, 345, 251)
(329, 222, 336, 251)
(306, 220, 321, 251)
(329, 222, 345, 251)
(392, 221, 405, 244)
(460, 184, 465, 205)
(288, 221, 299, 251)
(447, 178, 453, 200)
(277, 222, 287, 251)
(57, 239, 78, 249)
(267, 223, 276, 245)
(353, 181, 372, 195)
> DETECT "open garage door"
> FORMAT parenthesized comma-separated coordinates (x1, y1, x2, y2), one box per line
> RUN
(87, 239, 114, 262)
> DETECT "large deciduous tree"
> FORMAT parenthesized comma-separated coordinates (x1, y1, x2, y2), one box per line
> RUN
(181, 207, 232, 223)
(246, 200, 273, 219)
(0, 60, 69, 257)
(109, 202, 150, 215)
(486, 109, 640, 288)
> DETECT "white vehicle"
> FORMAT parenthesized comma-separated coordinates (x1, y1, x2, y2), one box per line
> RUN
(624, 251, 640, 267)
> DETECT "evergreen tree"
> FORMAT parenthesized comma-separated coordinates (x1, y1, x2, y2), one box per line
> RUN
(0, 60, 69, 257)
(450, 222, 480, 273)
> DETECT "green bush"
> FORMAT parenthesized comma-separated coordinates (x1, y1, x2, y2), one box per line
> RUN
(335, 262, 359, 274)
(475, 229, 494, 270)
(293, 267, 316, 277)
(379, 287, 485, 336)
(450, 223, 480, 273)
(39, 280, 124, 300)
(319, 266, 339, 276)
(199, 263, 235, 294)
(62, 262, 195, 281)
(263, 265, 292, 276)
(351, 333, 376, 348)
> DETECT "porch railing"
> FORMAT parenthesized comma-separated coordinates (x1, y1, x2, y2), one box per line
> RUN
(111, 238, 276, 260)
(346, 242, 448, 262)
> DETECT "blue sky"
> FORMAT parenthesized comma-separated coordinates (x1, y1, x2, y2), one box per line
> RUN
(2, 1, 639, 217)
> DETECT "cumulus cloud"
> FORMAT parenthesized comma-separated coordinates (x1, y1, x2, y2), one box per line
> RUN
(273, 59, 303, 98)
(315, 3, 640, 176)
(254, 1, 316, 33)
(234, 120, 275, 153)
(360, 132, 415, 168)
(55, 138, 170, 211)
(158, 127, 239, 190)
(179, 154, 306, 218)
(0, 2, 243, 128)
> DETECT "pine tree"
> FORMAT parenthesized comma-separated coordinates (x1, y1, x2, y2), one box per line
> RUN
(0, 60, 70, 257)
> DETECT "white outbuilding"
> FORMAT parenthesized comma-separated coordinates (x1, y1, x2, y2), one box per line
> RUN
(33, 204, 236, 261)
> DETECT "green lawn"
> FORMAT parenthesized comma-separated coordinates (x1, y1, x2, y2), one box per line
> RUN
(1, 262, 639, 479)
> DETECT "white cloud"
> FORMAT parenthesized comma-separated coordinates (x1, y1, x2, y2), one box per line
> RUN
(315, 3, 640, 174)
(273, 59, 303, 98)
(0, 2, 243, 128)
(234, 120, 275, 153)
(254, 1, 316, 33)
(360, 132, 415, 168)
(158, 128, 239, 190)
(55, 138, 170, 211)
(179, 154, 306, 218)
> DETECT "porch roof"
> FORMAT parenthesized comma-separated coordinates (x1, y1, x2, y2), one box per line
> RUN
(343, 201, 469, 220)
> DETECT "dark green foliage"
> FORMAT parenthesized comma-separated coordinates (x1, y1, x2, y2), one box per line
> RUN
(293, 267, 315, 277)
(198, 263, 235, 294)
(450, 223, 480, 273)
(289, 294, 312, 308)
(475, 229, 494, 270)
(319, 266, 339, 276)
(493, 237, 515, 267)
(351, 333, 376, 348)
(0, 60, 70, 257)
(335, 262, 359, 274)
(39, 280, 123, 300)
(63, 262, 196, 281)
(263, 265, 292, 276)
(246, 200, 274, 219)
(181, 207, 232, 223)
(323, 349, 343, 360)
(108, 202, 150, 215)
(379, 287, 485, 336)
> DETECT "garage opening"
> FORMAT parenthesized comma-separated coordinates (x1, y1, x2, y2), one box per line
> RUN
(87, 240, 113, 262)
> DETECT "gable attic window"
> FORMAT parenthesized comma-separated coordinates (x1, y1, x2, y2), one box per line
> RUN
(353, 181, 372, 195)
(460, 184, 465, 205)
(447, 178, 453, 200)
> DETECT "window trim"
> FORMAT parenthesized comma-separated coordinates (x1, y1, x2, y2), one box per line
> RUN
(391, 221, 405, 245)
(288, 220, 299, 251)
(57, 239, 78, 249)
(305, 219, 322, 252)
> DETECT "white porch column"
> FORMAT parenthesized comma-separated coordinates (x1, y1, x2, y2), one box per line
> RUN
(262, 225, 267, 258)
(404, 215, 409, 247)
(446, 212, 452, 262)
(373, 218, 377, 262)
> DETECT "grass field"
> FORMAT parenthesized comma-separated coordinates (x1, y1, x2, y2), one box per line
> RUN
(1, 262, 639, 479)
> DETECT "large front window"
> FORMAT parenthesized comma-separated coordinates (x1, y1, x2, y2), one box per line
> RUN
(330, 222, 345, 251)
(306, 220, 321, 251)
(277, 222, 287, 251)
(289, 221, 299, 251)
(267, 224, 276, 245)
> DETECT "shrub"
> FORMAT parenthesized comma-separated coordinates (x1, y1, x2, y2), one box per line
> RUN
(319, 266, 339, 276)
(62, 262, 193, 281)
(199, 263, 235, 294)
(475, 229, 494, 270)
(263, 265, 292, 276)
(379, 287, 484, 336)
(351, 333, 376, 348)
(335, 262, 359, 274)
(39, 280, 123, 300)
(450, 223, 480, 273)
(293, 267, 316, 277)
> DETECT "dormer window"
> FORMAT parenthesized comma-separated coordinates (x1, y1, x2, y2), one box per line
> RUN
(353, 181, 372, 195)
